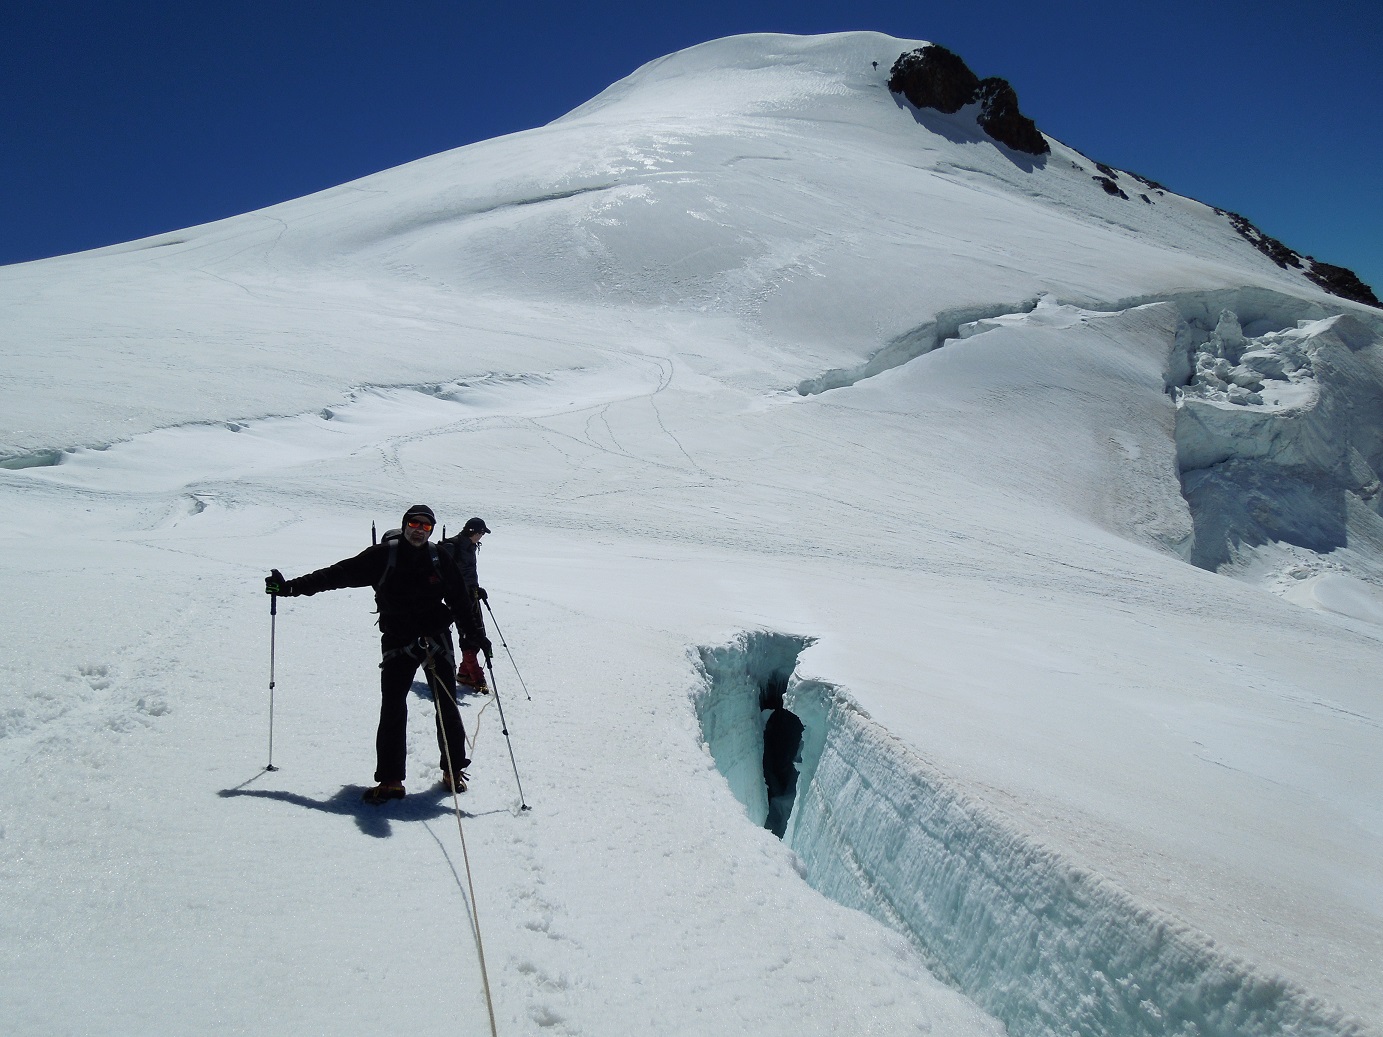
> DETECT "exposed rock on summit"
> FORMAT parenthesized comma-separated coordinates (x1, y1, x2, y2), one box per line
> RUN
(974, 78, 1049, 157)
(887, 44, 979, 114)
(888, 44, 1050, 156)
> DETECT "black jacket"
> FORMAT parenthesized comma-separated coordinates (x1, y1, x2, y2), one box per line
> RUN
(291, 540, 480, 641)
(438, 534, 486, 649)
(440, 534, 480, 598)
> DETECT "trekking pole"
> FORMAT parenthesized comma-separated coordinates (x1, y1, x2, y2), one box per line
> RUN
(482, 599, 532, 701)
(485, 654, 530, 810)
(266, 592, 279, 771)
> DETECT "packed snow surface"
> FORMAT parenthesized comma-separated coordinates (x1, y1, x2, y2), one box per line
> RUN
(1, 31, 1380, 1037)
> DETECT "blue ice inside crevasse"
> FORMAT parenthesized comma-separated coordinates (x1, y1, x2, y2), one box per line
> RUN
(692, 631, 1359, 1037)
(694, 633, 810, 835)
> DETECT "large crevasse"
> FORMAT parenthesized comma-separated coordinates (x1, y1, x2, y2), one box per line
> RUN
(693, 631, 1363, 1037)
(1164, 293, 1383, 574)
(790, 284, 1383, 582)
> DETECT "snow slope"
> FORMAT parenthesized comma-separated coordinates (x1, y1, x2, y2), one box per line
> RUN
(2, 31, 1380, 1037)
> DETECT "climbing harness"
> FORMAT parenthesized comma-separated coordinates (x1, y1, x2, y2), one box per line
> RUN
(379, 634, 453, 668)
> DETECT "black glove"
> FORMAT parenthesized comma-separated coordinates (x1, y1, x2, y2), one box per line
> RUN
(476, 586, 488, 602)
(480, 635, 493, 662)
(265, 569, 296, 596)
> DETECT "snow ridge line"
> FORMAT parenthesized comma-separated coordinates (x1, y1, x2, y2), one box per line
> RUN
(694, 631, 1368, 1037)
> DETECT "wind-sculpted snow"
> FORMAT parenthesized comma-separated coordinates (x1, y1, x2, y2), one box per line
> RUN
(696, 632, 1368, 1037)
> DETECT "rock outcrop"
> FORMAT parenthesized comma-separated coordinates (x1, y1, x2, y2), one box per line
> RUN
(886, 44, 979, 114)
(888, 45, 1049, 156)
(974, 78, 1049, 156)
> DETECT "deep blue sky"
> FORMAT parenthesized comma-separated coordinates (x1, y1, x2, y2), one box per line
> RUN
(3, 1, 1379, 292)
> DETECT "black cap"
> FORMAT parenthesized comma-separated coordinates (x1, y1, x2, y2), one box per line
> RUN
(402, 504, 436, 526)
(462, 516, 490, 535)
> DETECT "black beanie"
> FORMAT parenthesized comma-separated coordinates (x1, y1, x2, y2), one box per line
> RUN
(402, 504, 436, 526)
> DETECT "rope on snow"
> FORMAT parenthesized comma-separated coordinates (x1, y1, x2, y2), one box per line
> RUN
(424, 649, 500, 1037)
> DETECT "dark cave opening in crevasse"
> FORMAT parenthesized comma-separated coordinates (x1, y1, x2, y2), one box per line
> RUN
(759, 670, 804, 839)
(694, 633, 815, 839)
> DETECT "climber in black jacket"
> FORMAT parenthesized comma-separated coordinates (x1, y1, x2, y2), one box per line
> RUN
(266, 504, 488, 803)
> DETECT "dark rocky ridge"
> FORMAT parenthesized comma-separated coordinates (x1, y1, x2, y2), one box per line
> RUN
(1305, 261, 1379, 308)
(886, 44, 1376, 310)
(1219, 210, 1380, 308)
(888, 45, 1049, 156)
(974, 78, 1049, 157)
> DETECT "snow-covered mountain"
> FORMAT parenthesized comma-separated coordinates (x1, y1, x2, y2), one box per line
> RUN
(2, 32, 1380, 1037)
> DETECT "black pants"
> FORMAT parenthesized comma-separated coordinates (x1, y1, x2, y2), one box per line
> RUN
(375, 629, 470, 783)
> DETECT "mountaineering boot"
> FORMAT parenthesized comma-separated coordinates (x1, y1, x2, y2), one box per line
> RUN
(439, 770, 469, 794)
(455, 668, 489, 695)
(456, 653, 489, 694)
(362, 781, 406, 804)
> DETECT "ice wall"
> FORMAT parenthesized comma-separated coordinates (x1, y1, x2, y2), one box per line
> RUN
(694, 632, 1365, 1037)
(1166, 294, 1383, 573)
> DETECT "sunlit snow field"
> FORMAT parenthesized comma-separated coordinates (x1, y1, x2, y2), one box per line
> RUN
(2, 32, 1380, 1037)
